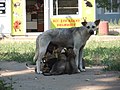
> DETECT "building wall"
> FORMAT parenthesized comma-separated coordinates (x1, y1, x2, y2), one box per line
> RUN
(96, 8, 120, 22)
(0, 0, 11, 34)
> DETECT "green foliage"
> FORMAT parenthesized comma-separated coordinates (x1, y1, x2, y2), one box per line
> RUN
(113, 19, 117, 25)
(0, 80, 13, 90)
(109, 19, 120, 26)
(96, 0, 111, 9)
(118, 19, 120, 25)
(96, 0, 119, 10)
(109, 19, 114, 26)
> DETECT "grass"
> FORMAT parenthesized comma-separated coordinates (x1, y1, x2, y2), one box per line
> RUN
(0, 80, 13, 90)
(0, 40, 120, 71)
(84, 40, 120, 71)
(0, 41, 35, 62)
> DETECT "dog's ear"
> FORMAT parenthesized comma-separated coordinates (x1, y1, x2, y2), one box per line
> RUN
(94, 19, 100, 26)
(81, 21, 87, 26)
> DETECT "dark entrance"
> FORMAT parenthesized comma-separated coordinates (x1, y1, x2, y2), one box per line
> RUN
(26, 0, 44, 32)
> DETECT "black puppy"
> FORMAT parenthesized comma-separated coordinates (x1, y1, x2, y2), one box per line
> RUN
(49, 48, 67, 75)
(64, 47, 78, 74)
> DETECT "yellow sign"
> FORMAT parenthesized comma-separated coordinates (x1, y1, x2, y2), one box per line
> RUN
(50, 0, 95, 29)
(11, 0, 25, 35)
(51, 18, 81, 29)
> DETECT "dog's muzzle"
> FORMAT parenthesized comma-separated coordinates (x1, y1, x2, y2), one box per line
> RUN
(89, 30, 94, 35)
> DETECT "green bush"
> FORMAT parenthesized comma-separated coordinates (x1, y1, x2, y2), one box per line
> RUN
(0, 80, 13, 90)
(113, 19, 117, 25)
(109, 19, 114, 26)
(118, 19, 120, 25)
(109, 19, 120, 26)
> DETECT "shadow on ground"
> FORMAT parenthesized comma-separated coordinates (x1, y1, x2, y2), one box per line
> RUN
(0, 61, 120, 90)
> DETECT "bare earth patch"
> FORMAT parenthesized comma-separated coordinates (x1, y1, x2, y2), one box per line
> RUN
(0, 61, 120, 90)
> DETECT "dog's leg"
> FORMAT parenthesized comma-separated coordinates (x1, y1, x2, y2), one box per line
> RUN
(79, 46, 86, 72)
(36, 48, 48, 74)
(36, 39, 51, 74)
(73, 48, 81, 72)
(36, 59, 42, 74)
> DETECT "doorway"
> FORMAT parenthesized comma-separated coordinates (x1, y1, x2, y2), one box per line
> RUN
(26, 0, 44, 32)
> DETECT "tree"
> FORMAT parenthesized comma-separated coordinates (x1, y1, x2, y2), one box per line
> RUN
(96, 0, 120, 10)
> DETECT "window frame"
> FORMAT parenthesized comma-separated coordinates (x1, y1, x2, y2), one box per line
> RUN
(53, 0, 79, 16)
(104, 0, 120, 14)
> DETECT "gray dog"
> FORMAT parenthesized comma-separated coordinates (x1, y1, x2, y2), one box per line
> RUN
(34, 20, 100, 74)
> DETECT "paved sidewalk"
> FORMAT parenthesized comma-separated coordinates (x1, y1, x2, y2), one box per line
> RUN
(0, 61, 120, 90)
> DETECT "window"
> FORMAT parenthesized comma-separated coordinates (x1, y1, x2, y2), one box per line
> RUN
(53, 0, 78, 15)
(104, 0, 120, 14)
(0, 0, 6, 14)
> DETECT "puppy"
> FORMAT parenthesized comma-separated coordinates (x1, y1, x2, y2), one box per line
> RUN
(64, 47, 78, 74)
(41, 48, 60, 74)
(49, 48, 67, 75)
(49, 47, 78, 75)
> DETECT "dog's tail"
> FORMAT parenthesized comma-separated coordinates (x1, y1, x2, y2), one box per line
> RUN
(25, 62, 35, 70)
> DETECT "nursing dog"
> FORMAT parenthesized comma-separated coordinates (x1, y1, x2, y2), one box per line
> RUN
(34, 20, 100, 74)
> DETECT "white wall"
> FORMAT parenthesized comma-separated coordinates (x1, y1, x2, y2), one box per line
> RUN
(0, 0, 11, 34)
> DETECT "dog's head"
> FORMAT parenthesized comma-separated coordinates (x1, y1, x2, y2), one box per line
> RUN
(81, 20, 100, 35)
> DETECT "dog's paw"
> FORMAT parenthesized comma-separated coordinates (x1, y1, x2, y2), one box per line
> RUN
(36, 71, 43, 74)
(77, 69, 81, 73)
(80, 69, 86, 72)
(35, 67, 42, 74)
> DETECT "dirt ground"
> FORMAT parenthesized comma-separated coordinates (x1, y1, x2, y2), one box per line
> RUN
(0, 61, 120, 90)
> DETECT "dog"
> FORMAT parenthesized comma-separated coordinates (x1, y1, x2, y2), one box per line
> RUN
(34, 19, 100, 74)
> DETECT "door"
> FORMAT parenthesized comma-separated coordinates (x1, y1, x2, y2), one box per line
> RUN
(26, 0, 44, 33)
(50, 0, 82, 29)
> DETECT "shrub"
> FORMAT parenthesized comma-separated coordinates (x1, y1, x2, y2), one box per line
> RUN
(113, 19, 118, 25)
(0, 80, 13, 90)
(118, 18, 120, 25)
(109, 19, 114, 26)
